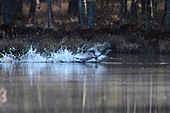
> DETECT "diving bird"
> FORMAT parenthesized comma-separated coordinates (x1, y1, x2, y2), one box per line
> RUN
(75, 42, 111, 63)
(86, 42, 111, 57)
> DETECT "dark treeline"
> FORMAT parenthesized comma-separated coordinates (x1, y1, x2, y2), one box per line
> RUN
(0, 0, 169, 31)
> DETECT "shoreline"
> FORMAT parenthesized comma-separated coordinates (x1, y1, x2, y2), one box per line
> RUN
(0, 24, 170, 55)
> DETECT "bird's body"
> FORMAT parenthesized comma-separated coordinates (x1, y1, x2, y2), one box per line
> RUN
(75, 42, 111, 63)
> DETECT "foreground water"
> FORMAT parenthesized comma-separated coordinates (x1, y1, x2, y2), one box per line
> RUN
(0, 54, 170, 113)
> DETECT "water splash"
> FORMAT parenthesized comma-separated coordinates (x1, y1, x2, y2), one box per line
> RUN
(0, 43, 111, 63)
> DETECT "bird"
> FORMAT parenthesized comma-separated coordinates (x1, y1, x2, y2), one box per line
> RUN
(75, 42, 111, 63)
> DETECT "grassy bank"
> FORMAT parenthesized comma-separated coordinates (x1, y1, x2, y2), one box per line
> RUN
(0, 23, 170, 55)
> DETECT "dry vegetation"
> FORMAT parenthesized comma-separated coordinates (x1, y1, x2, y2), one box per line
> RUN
(0, 1, 170, 55)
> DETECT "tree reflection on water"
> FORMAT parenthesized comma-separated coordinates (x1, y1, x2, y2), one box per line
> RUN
(0, 87, 7, 105)
(0, 56, 170, 113)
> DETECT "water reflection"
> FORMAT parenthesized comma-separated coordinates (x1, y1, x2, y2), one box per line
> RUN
(0, 87, 7, 105)
(0, 55, 170, 113)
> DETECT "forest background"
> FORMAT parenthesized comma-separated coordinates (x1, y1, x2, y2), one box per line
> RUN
(0, 0, 169, 55)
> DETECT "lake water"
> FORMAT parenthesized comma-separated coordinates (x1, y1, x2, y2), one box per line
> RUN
(0, 54, 170, 113)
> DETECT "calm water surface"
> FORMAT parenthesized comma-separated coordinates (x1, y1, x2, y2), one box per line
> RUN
(0, 55, 170, 113)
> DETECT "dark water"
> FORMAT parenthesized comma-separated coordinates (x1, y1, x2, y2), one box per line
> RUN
(0, 55, 170, 113)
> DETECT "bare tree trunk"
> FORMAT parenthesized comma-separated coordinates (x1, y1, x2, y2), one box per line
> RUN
(47, 0, 51, 29)
(2, 0, 13, 38)
(2, 0, 12, 24)
(160, 0, 166, 29)
(68, 0, 79, 16)
(101, 0, 104, 8)
(154, 0, 157, 14)
(145, 0, 152, 31)
(87, 1, 96, 28)
(166, 0, 170, 31)
(13, 0, 23, 15)
(150, 0, 154, 19)
(119, 0, 124, 23)
(124, 0, 127, 16)
(130, 0, 138, 20)
(141, 0, 146, 15)
(0, 1, 2, 17)
(147, 0, 151, 21)
(152, 0, 157, 19)
(79, 0, 86, 28)
(29, 0, 36, 22)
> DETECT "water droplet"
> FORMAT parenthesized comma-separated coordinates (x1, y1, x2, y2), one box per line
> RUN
(0, 43, 110, 63)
